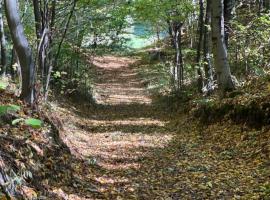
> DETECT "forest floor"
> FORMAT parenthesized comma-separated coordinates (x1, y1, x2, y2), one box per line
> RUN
(0, 55, 269, 200)
(48, 55, 269, 199)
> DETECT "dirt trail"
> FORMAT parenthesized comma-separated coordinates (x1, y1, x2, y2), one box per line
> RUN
(53, 55, 174, 199)
(50, 55, 268, 199)
(92, 56, 152, 105)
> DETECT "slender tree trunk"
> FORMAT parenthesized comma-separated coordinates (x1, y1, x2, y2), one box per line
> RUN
(224, 0, 235, 47)
(259, 0, 264, 15)
(0, 1, 6, 76)
(9, 47, 15, 78)
(196, 0, 204, 65)
(174, 23, 184, 90)
(203, 0, 214, 92)
(5, 0, 35, 104)
(54, 0, 77, 68)
(44, 0, 56, 100)
(211, 0, 234, 94)
(167, 20, 175, 48)
(196, 0, 204, 92)
(32, 0, 42, 39)
(51, 0, 56, 28)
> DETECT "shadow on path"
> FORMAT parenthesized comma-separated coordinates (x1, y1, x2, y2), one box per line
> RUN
(48, 55, 177, 199)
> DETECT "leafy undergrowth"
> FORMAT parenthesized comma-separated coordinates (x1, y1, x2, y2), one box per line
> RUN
(192, 75, 270, 127)
(135, 50, 172, 95)
(0, 90, 83, 199)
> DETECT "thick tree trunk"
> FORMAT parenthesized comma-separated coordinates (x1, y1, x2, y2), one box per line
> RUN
(211, 0, 234, 94)
(5, 0, 35, 104)
(0, 1, 6, 76)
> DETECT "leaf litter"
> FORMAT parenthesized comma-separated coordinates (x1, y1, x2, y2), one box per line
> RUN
(0, 55, 269, 199)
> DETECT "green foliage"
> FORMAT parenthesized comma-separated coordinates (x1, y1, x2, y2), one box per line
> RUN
(0, 104, 42, 128)
(193, 98, 214, 106)
(230, 13, 270, 76)
(25, 118, 43, 129)
(11, 117, 43, 129)
(132, 0, 196, 40)
(138, 61, 171, 94)
(11, 118, 25, 125)
(0, 105, 21, 116)
(0, 81, 7, 91)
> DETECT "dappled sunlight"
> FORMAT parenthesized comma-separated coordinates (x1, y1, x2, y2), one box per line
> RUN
(98, 161, 140, 170)
(94, 94, 152, 105)
(53, 55, 174, 199)
(92, 55, 152, 105)
(93, 56, 137, 70)
(52, 188, 98, 200)
(95, 176, 130, 185)
(64, 128, 173, 160)
(82, 118, 166, 126)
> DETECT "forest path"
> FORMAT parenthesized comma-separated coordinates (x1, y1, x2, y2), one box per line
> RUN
(51, 55, 266, 199)
(53, 55, 176, 199)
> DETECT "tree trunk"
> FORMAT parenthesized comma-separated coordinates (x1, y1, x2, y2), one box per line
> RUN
(32, 0, 42, 39)
(224, 0, 235, 47)
(203, 0, 214, 92)
(5, 0, 35, 104)
(211, 0, 234, 94)
(203, 0, 213, 80)
(0, 1, 6, 76)
(54, 0, 77, 68)
(174, 23, 184, 90)
(167, 20, 175, 48)
(196, 0, 204, 92)
(259, 0, 264, 15)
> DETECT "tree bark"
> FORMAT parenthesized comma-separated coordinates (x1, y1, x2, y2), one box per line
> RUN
(32, 0, 42, 39)
(224, 0, 235, 47)
(211, 0, 234, 94)
(167, 20, 174, 48)
(259, 0, 264, 15)
(203, 0, 213, 82)
(0, 1, 6, 76)
(196, 0, 204, 92)
(5, 0, 35, 104)
(174, 23, 184, 90)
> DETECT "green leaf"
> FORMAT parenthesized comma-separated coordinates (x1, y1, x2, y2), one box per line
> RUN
(0, 105, 20, 116)
(207, 181, 213, 188)
(8, 104, 21, 112)
(25, 118, 43, 129)
(0, 81, 7, 90)
(12, 118, 25, 126)
(0, 106, 7, 115)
